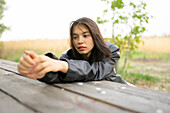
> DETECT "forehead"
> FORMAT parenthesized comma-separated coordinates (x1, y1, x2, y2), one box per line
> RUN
(73, 24, 90, 34)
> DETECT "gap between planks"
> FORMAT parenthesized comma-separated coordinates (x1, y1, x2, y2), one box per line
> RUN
(0, 67, 137, 113)
(51, 84, 136, 113)
(0, 88, 41, 113)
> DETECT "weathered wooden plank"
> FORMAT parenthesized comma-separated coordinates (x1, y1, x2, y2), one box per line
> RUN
(56, 81, 170, 113)
(0, 59, 18, 73)
(88, 81, 170, 104)
(0, 69, 129, 113)
(1, 59, 170, 113)
(0, 90, 35, 113)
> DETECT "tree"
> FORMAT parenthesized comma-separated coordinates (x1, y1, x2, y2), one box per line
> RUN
(0, 0, 8, 58)
(97, 0, 151, 74)
(0, 0, 9, 38)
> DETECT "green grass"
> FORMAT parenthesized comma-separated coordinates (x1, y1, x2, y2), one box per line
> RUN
(130, 51, 170, 60)
(165, 78, 170, 83)
(120, 51, 170, 61)
(1, 49, 63, 62)
(128, 72, 160, 83)
(117, 68, 161, 84)
(117, 50, 170, 90)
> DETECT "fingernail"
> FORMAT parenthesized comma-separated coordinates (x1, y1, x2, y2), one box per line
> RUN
(32, 64, 36, 68)
(25, 50, 29, 53)
(24, 51, 28, 54)
(29, 69, 34, 73)
(35, 74, 39, 77)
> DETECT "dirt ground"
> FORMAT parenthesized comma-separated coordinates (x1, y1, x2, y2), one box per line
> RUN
(127, 58, 170, 93)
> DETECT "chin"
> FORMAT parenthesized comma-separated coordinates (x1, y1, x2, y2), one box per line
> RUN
(79, 52, 88, 55)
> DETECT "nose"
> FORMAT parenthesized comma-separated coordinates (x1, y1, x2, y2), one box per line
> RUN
(78, 36, 83, 44)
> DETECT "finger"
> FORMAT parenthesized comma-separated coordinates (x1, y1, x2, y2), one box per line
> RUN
(25, 73, 37, 80)
(18, 58, 35, 74)
(18, 62, 28, 70)
(19, 56, 34, 68)
(18, 65, 34, 74)
(36, 74, 46, 79)
(18, 68, 30, 75)
(39, 55, 49, 62)
(24, 50, 37, 59)
(33, 61, 49, 73)
(34, 55, 49, 64)
(37, 66, 52, 78)
(23, 55, 36, 66)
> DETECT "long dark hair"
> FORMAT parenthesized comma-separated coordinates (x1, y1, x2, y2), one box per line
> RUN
(70, 17, 111, 63)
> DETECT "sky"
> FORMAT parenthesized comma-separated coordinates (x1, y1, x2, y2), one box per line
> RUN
(1, 0, 170, 41)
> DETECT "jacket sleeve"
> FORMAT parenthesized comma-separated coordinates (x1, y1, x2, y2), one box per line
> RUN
(38, 43, 126, 84)
(59, 43, 121, 82)
(37, 53, 66, 84)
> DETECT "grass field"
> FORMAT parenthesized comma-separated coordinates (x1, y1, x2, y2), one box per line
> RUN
(0, 36, 170, 93)
(138, 36, 170, 53)
(118, 36, 170, 92)
(0, 39, 70, 62)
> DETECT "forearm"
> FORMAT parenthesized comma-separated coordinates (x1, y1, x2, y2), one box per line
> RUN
(58, 58, 114, 82)
(57, 60, 69, 74)
(44, 52, 68, 73)
(36, 59, 68, 83)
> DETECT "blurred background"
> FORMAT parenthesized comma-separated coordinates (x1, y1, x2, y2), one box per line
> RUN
(0, 0, 169, 93)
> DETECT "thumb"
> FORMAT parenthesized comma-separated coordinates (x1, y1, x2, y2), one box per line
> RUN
(24, 51, 37, 59)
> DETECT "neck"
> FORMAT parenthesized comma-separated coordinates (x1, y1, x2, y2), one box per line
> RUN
(82, 55, 89, 61)
(82, 52, 91, 61)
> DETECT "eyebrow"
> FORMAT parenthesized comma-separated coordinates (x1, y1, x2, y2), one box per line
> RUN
(72, 31, 90, 35)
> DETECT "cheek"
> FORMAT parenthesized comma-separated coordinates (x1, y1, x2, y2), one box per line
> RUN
(72, 40, 77, 48)
(72, 40, 76, 45)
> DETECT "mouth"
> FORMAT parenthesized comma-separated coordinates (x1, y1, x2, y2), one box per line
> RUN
(78, 46, 86, 51)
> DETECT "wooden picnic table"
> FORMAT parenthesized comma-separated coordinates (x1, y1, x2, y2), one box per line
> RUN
(0, 59, 170, 113)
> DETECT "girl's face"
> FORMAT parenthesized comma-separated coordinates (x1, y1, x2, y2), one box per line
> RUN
(72, 24, 94, 60)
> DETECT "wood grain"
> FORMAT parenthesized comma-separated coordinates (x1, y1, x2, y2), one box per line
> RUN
(1, 59, 170, 113)
(0, 69, 129, 113)
(0, 90, 35, 113)
(56, 82, 170, 113)
(0, 59, 18, 73)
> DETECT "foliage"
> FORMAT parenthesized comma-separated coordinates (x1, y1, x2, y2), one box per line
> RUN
(97, 0, 151, 73)
(0, 0, 9, 56)
(118, 68, 160, 84)
(0, 0, 9, 38)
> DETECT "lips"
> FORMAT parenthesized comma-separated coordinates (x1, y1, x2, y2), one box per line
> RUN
(78, 46, 86, 50)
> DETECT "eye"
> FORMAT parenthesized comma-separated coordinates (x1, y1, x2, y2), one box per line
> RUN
(83, 35, 88, 38)
(73, 36, 77, 39)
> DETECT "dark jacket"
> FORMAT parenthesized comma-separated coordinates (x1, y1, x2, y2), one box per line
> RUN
(38, 42, 127, 84)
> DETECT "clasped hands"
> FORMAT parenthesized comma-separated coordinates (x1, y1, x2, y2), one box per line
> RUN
(18, 51, 68, 80)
